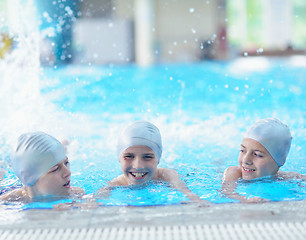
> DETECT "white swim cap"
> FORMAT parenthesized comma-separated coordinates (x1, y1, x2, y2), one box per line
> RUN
(11, 132, 66, 186)
(117, 121, 162, 162)
(244, 118, 292, 167)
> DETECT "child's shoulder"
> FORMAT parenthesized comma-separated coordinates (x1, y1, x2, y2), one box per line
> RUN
(0, 188, 27, 202)
(156, 167, 179, 181)
(108, 174, 129, 186)
(222, 166, 242, 182)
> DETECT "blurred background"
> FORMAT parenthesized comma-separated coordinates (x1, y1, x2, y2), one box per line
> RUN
(0, 0, 305, 66)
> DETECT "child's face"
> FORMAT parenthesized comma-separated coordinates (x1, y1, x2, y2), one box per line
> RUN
(120, 145, 158, 185)
(31, 158, 71, 197)
(238, 138, 279, 180)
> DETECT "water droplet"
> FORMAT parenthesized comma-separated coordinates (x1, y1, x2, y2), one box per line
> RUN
(244, 52, 248, 56)
(191, 28, 196, 34)
(189, 8, 195, 13)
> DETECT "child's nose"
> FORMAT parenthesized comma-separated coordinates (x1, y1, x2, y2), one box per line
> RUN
(242, 153, 253, 165)
(62, 165, 71, 178)
(133, 157, 144, 169)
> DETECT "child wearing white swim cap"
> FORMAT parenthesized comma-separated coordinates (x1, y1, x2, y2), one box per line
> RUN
(222, 118, 305, 203)
(97, 120, 207, 203)
(0, 132, 84, 202)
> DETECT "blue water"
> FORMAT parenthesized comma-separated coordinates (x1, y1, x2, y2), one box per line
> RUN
(1, 57, 305, 209)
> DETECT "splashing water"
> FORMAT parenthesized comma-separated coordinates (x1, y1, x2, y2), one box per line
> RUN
(0, 1, 305, 208)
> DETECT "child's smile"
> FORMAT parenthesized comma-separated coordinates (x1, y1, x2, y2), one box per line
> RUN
(242, 167, 255, 173)
(130, 171, 148, 179)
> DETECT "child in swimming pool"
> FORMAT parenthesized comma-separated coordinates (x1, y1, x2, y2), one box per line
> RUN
(222, 118, 305, 203)
(96, 120, 205, 203)
(0, 132, 85, 202)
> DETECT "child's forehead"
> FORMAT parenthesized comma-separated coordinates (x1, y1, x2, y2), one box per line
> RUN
(48, 157, 68, 168)
(124, 145, 154, 153)
(241, 138, 268, 152)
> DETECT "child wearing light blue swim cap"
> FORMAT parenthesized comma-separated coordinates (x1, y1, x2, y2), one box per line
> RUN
(97, 120, 207, 203)
(222, 118, 305, 203)
(0, 132, 84, 202)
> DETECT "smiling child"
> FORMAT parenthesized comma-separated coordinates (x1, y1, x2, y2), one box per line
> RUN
(222, 118, 305, 203)
(97, 120, 205, 202)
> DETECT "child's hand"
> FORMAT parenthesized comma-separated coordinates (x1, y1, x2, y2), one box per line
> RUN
(95, 186, 113, 199)
(53, 201, 100, 210)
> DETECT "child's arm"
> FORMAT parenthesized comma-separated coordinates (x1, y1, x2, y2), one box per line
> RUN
(222, 166, 268, 203)
(277, 171, 306, 181)
(95, 175, 127, 198)
(157, 168, 208, 203)
(70, 186, 86, 198)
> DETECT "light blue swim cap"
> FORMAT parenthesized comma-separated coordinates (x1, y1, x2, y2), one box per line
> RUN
(244, 118, 292, 167)
(117, 121, 162, 162)
(11, 132, 66, 186)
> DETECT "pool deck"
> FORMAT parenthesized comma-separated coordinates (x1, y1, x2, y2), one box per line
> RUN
(1, 200, 305, 229)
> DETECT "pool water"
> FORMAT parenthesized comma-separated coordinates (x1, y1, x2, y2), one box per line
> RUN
(0, 57, 305, 209)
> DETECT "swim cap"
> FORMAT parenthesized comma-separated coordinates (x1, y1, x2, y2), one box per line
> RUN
(117, 121, 162, 162)
(244, 118, 292, 167)
(11, 132, 66, 186)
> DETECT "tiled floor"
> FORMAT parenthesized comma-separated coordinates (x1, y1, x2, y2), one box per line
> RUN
(0, 200, 305, 239)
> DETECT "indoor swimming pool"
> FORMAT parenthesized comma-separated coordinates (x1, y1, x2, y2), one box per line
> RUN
(1, 0, 305, 238)
(0, 45, 305, 238)
(0, 57, 305, 210)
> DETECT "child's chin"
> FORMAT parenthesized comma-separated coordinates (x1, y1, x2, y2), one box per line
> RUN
(129, 179, 147, 185)
(242, 175, 256, 180)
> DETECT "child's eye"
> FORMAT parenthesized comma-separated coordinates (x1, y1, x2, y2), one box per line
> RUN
(254, 152, 263, 158)
(143, 155, 154, 160)
(240, 149, 245, 153)
(124, 155, 134, 160)
(50, 167, 59, 173)
(65, 161, 70, 166)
